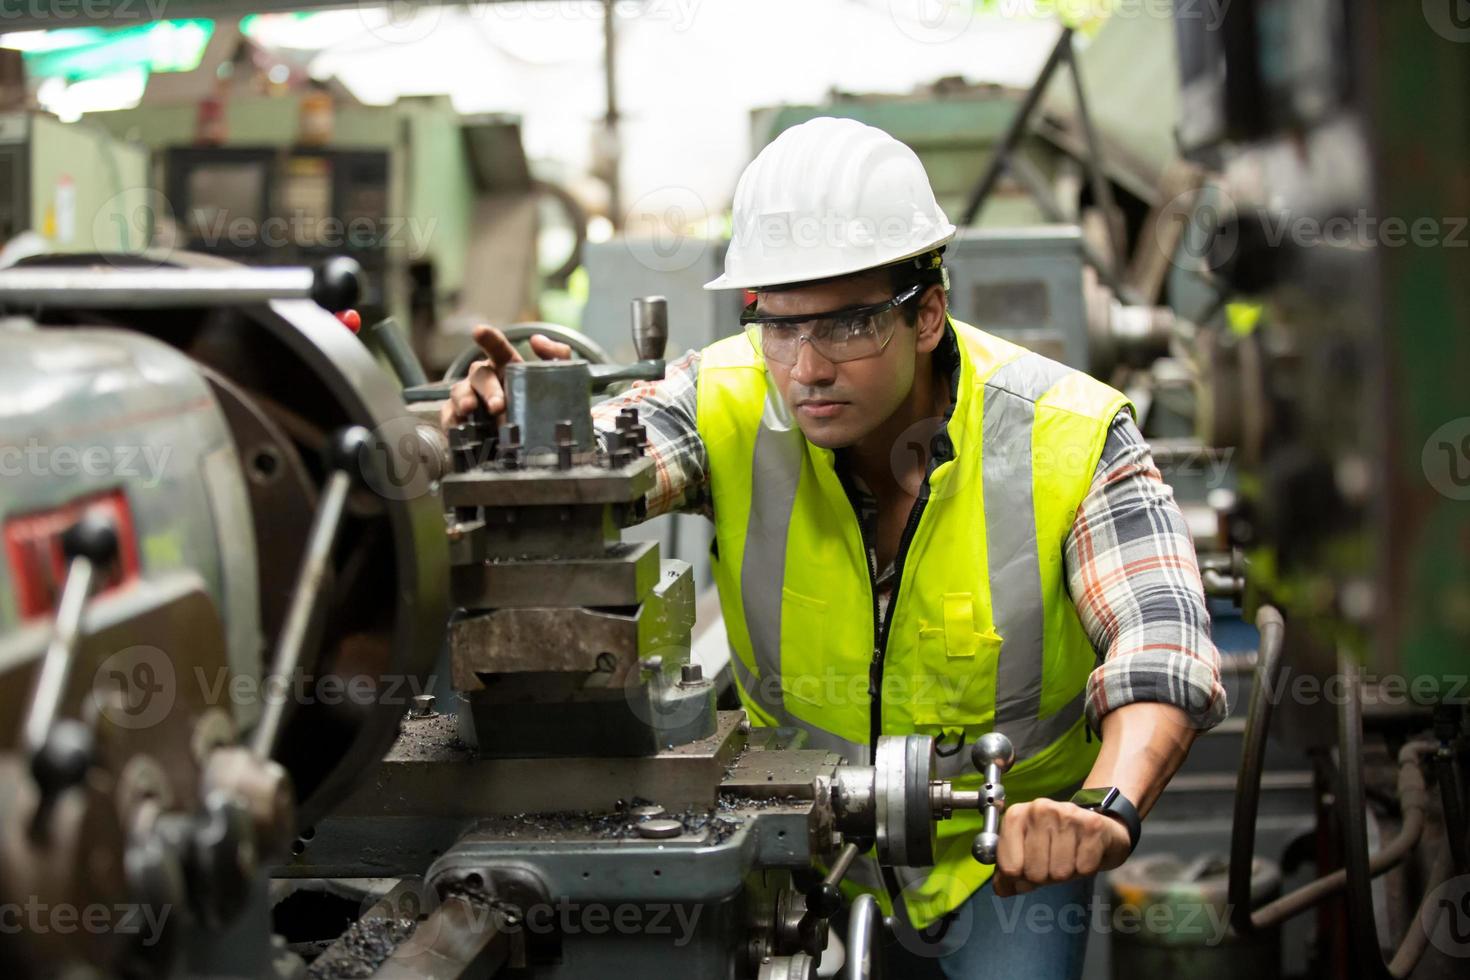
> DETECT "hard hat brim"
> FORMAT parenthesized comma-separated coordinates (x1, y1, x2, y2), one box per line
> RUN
(702, 227, 957, 290)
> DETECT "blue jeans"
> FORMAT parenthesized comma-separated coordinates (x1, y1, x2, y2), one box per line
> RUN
(882, 877, 1095, 980)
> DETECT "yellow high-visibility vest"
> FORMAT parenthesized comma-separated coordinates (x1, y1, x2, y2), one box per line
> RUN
(695, 318, 1132, 927)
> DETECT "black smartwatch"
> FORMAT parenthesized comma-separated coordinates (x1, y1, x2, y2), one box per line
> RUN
(1070, 787, 1142, 855)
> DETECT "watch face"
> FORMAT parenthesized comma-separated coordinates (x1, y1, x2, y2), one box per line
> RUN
(1073, 787, 1120, 810)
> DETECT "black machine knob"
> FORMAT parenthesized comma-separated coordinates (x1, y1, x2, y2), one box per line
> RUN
(311, 256, 363, 313)
(61, 512, 119, 567)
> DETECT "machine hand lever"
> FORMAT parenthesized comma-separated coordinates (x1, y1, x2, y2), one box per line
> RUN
(970, 732, 1015, 865)
(805, 841, 862, 922)
(23, 513, 118, 837)
(251, 427, 370, 761)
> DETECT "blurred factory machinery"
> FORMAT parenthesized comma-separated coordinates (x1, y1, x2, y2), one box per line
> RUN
(1, 1, 1468, 979)
(0, 255, 1016, 979)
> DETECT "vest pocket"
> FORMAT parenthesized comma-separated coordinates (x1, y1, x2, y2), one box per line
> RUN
(908, 594, 1000, 729)
(777, 586, 832, 712)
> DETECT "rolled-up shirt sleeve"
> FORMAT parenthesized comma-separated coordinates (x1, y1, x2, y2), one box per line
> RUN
(591, 349, 711, 519)
(1066, 413, 1228, 731)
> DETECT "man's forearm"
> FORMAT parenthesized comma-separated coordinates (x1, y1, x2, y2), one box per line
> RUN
(1082, 701, 1196, 817)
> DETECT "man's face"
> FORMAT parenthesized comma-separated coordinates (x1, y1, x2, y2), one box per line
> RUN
(756, 272, 918, 450)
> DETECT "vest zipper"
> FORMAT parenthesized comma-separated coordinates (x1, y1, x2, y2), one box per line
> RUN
(867, 487, 930, 756)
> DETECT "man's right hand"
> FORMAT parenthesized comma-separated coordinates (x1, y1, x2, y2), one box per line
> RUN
(440, 325, 574, 430)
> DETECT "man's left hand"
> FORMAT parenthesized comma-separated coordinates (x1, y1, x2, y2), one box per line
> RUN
(991, 798, 1132, 897)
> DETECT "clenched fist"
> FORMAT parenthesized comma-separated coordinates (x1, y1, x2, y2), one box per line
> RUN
(440, 325, 574, 430)
(991, 798, 1132, 897)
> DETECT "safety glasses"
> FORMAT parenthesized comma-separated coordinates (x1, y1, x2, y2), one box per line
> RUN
(740, 284, 923, 365)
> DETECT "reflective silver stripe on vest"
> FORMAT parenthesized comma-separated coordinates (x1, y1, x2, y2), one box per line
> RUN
(982, 353, 1083, 761)
(736, 402, 801, 720)
(735, 397, 870, 765)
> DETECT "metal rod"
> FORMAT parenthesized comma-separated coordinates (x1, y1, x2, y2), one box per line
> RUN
(1063, 38, 1126, 280)
(1229, 604, 1284, 934)
(602, 0, 622, 228)
(0, 267, 318, 307)
(975, 760, 1004, 864)
(1007, 152, 1134, 299)
(843, 893, 880, 980)
(824, 842, 861, 889)
(958, 26, 1073, 227)
(251, 461, 355, 760)
(23, 558, 95, 758)
(1337, 655, 1394, 980)
(948, 789, 982, 809)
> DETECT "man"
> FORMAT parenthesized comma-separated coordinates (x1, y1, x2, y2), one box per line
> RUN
(443, 118, 1225, 978)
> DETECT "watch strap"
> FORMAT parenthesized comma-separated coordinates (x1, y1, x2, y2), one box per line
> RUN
(1071, 787, 1142, 854)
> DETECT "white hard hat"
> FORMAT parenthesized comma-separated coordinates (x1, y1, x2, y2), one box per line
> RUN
(705, 117, 956, 291)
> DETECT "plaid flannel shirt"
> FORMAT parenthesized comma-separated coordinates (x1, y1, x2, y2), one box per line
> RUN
(593, 347, 1227, 732)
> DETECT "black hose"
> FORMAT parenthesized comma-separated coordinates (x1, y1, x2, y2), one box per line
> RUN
(1338, 655, 1394, 980)
(1229, 607, 1439, 940)
(1250, 740, 1431, 929)
(1229, 604, 1285, 934)
(1434, 745, 1469, 874)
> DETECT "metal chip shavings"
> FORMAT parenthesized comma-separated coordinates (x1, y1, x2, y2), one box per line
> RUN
(307, 912, 417, 980)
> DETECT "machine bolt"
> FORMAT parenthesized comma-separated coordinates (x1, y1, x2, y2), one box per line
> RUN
(641, 656, 664, 675)
(555, 420, 575, 470)
(636, 818, 683, 840)
(630, 425, 648, 457)
(409, 694, 436, 719)
(680, 663, 704, 684)
(500, 424, 522, 470)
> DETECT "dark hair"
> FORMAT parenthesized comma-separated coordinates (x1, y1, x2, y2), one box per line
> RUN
(887, 247, 948, 326)
(758, 247, 949, 326)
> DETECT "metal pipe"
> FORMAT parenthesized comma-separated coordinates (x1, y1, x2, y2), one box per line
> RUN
(843, 893, 879, 980)
(602, 0, 621, 227)
(1337, 655, 1394, 980)
(958, 26, 1073, 227)
(1228, 603, 1284, 935)
(1006, 151, 1132, 299)
(1387, 845, 1454, 979)
(1063, 37, 1126, 285)
(0, 267, 316, 307)
(1249, 739, 1433, 928)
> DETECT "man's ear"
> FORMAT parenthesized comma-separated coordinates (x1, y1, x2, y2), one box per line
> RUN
(914, 284, 948, 354)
